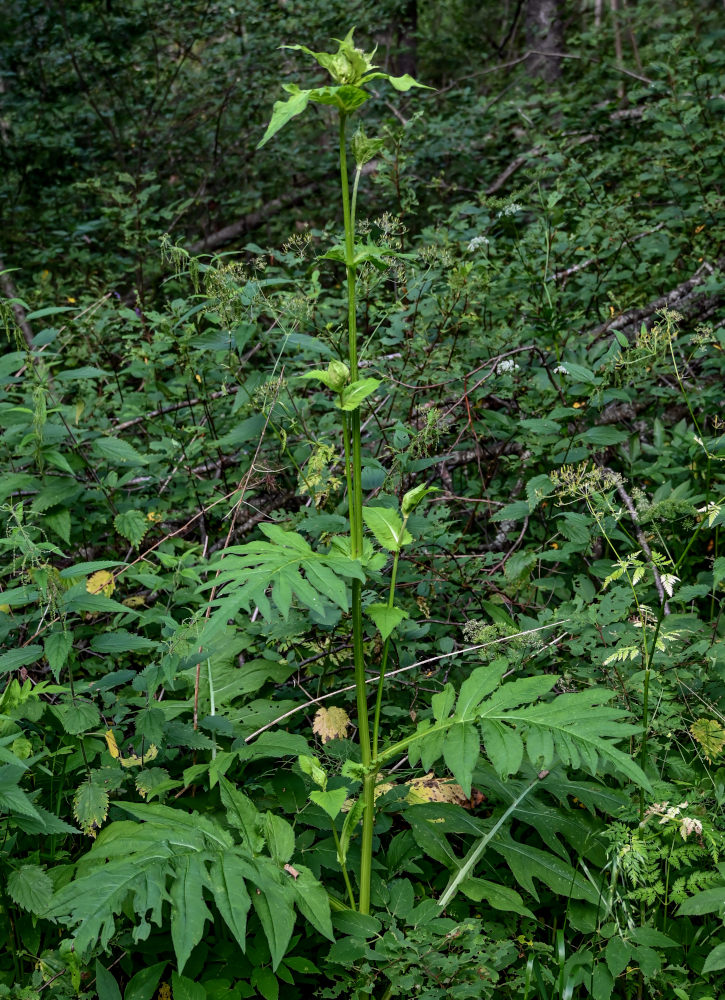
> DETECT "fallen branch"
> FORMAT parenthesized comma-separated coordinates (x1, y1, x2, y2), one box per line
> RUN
(590, 258, 725, 341)
(186, 184, 321, 254)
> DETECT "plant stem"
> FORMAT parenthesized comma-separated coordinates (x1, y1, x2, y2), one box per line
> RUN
(332, 826, 356, 910)
(372, 545, 402, 758)
(339, 110, 374, 914)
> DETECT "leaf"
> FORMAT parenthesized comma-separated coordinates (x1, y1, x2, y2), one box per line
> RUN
(7, 864, 53, 915)
(218, 776, 264, 854)
(44, 630, 73, 680)
(170, 854, 212, 972)
(248, 861, 296, 970)
(95, 962, 122, 1000)
(290, 864, 334, 941)
(479, 719, 524, 778)
(208, 851, 252, 953)
(114, 510, 150, 547)
(339, 377, 380, 411)
(171, 973, 206, 1000)
(442, 722, 479, 797)
(205, 525, 363, 625)
(257, 86, 312, 148)
(677, 887, 725, 916)
(690, 717, 725, 763)
(251, 968, 278, 1000)
(310, 787, 348, 820)
(93, 437, 149, 466)
(51, 700, 101, 735)
(405, 773, 470, 808)
(123, 962, 167, 1000)
(73, 780, 110, 837)
(362, 506, 411, 552)
(492, 834, 600, 903)
(0, 645, 43, 675)
(401, 483, 438, 516)
(263, 812, 295, 865)
(367, 602, 408, 640)
(91, 630, 159, 653)
(703, 941, 725, 974)
(312, 706, 351, 743)
(86, 569, 115, 598)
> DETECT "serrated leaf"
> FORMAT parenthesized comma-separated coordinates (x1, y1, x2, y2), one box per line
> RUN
(219, 776, 264, 854)
(208, 851, 252, 952)
(479, 719, 524, 778)
(443, 722, 479, 797)
(73, 780, 110, 838)
(0, 645, 43, 675)
(362, 506, 411, 552)
(170, 854, 212, 972)
(51, 700, 100, 735)
(205, 525, 363, 625)
(44, 630, 73, 680)
(7, 864, 53, 915)
(93, 436, 149, 466)
(367, 602, 408, 640)
(313, 706, 351, 743)
(291, 864, 334, 940)
(690, 718, 725, 763)
(114, 510, 150, 547)
(263, 812, 295, 865)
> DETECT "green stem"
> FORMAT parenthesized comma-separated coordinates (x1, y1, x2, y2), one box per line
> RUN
(340, 109, 373, 914)
(332, 826, 356, 910)
(372, 544, 402, 758)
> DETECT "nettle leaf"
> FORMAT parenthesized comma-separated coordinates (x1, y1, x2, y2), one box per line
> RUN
(7, 863, 53, 915)
(366, 602, 408, 640)
(204, 524, 364, 627)
(73, 780, 110, 838)
(114, 510, 150, 548)
(44, 630, 73, 680)
(362, 506, 412, 552)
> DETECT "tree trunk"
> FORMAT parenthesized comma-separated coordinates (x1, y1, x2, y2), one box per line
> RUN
(393, 0, 417, 79)
(525, 0, 564, 83)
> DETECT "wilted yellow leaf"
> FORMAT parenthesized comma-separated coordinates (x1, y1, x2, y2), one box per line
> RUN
(119, 744, 159, 768)
(104, 730, 120, 759)
(690, 718, 725, 763)
(313, 706, 351, 744)
(122, 595, 146, 608)
(86, 570, 115, 598)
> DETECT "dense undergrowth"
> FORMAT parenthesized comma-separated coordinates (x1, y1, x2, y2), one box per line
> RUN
(1, 3, 725, 999)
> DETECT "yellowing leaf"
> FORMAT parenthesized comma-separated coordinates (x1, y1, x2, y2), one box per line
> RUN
(119, 744, 159, 768)
(122, 595, 146, 608)
(406, 772, 471, 808)
(313, 706, 351, 744)
(690, 718, 725, 763)
(86, 570, 115, 598)
(104, 730, 120, 759)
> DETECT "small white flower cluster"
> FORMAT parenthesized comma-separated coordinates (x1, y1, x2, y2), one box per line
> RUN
(553, 365, 568, 375)
(497, 359, 520, 374)
(467, 235, 490, 252)
(642, 801, 704, 841)
(498, 203, 522, 217)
